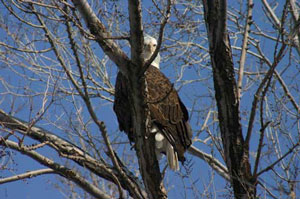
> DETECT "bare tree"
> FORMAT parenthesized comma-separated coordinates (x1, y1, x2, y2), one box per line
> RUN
(201, 0, 300, 198)
(0, 0, 299, 199)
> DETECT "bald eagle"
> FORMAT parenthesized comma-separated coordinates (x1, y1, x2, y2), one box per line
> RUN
(113, 35, 192, 171)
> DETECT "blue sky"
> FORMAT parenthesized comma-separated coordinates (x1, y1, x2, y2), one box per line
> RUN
(1, 0, 299, 198)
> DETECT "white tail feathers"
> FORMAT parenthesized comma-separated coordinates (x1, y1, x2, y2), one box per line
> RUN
(155, 132, 164, 149)
(166, 141, 179, 171)
(153, 131, 179, 171)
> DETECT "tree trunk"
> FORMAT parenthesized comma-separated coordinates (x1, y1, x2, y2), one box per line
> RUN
(72, 0, 166, 198)
(201, 1, 256, 198)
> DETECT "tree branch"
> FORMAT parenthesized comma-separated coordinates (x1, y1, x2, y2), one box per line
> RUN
(262, 0, 300, 54)
(72, 0, 131, 76)
(127, 1, 166, 198)
(0, 139, 112, 199)
(128, 0, 144, 67)
(245, 6, 288, 149)
(253, 42, 300, 113)
(261, 0, 281, 28)
(256, 142, 300, 176)
(237, 0, 254, 101)
(0, 109, 145, 199)
(141, 0, 172, 76)
(71, 0, 165, 198)
(188, 145, 230, 181)
(64, 14, 126, 199)
(0, 168, 55, 184)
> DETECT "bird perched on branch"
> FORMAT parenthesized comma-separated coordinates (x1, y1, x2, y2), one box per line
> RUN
(113, 35, 192, 171)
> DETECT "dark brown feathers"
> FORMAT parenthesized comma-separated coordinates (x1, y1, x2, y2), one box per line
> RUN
(113, 65, 192, 162)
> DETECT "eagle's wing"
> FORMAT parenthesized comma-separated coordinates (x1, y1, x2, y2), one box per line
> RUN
(113, 72, 134, 143)
(114, 66, 192, 166)
(146, 66, 192, 162)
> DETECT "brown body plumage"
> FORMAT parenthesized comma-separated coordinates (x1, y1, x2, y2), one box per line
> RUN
(114, 65, 192, 164)
(113, 35, 192, 170)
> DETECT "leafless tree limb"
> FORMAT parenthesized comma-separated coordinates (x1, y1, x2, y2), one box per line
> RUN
(245, 2, 289, 148)
(237, 0, 253, 101)
(257, 142, 300, 176)
(262, 0, 300, 54)
(72, 0, 131, 76)
(0, 109, 146, 199)
(252, 41, 300, 113)
(64, 13, 126, 198)
(0, 139, 112, 199)
(188, 145, 230, 181)
(0, 168, 55, 184)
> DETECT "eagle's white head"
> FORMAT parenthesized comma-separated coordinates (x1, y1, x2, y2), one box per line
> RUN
(144, 35, 160, 68)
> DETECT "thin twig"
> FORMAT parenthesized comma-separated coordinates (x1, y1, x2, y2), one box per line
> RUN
(253, 121, 271, 176)
(256, 142, 300, 176)
(245, 29, 287, 150)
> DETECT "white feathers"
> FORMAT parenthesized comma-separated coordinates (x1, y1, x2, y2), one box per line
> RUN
(150, 126, 158, 133)
(143, 34, 160, 69)
(150, 125, 179, 171)
(166, 142, 179, 171)
(144, 34, 157, 47)
(155, 132, 164, 149)
(150, 53, 160, 69)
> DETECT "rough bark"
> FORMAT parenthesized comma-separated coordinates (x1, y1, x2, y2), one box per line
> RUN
(72, 0, 166, 198)
(201, 0, 256, 198)
(127, 1, 166, 198)
(128, 73, 166, 199)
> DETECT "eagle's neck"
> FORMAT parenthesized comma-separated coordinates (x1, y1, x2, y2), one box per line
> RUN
(144, 51, 160, 69)
(150, 60, 160, 69)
